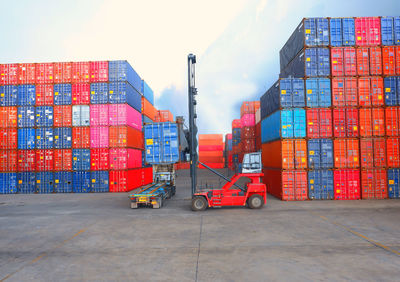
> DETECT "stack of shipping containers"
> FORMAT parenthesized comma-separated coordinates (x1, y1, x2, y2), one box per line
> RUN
(0, 60, 153, 194)
(231, 119, 242, 171)
(224, 134, 233, 168)
(255, 108, 261, 151)
(198, 134, 224, 169)
(239, 101, 259, 159)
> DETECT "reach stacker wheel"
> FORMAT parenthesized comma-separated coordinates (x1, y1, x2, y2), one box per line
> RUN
(248, 194, 263, 209)
(191, 196, 208, 211)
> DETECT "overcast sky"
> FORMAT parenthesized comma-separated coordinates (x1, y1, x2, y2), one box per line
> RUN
(0, 0, 399, 135)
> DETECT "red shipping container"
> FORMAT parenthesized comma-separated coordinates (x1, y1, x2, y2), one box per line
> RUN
(0, 64, 18, 85)
(54, 106, 72, 127)
(36, 84, 54, 105)
(356, 47, 382, 76)
(90, 61, 108, 82)
(262, 169, 307, 201)
(91, 148, 109, 170)
(333, 108, 358, 137)
(109, 148, 142, 170)
(72, 127, 90, 148)
(241, 138, 256, 153)
(385, 107, 399, 136)
(0, 150, 17, 172)
(358, 77, 384, 106)
(240, 101, 260, 117)
(382, 46, 400, 76)
(387, 138, 400, 167)
(36, 63, 54, 84)
(359, 108, 385, 137)
(18, 150, 36, 171)
(109, 168, 153, 192)
(332, 77, 357, 107)
(241, 126, 256, 139)
(334, 139, 359, 168)
(255, 137, 261, 151)
(331, 47, 357, 76)
(72, 83, 90, 104)
(109, 126, 144, 149)
(54, 149, 72, 171)
(54, 62, 72, 83)
(355, 17, 381, 46)
(36, 149, 54, 171)
(334, 169, 361, 200)
(0, 107, 17, 128)
(361, 169, 387, 199)
(306, 108, 332, 138)
(18, 63, 36, 84)
(0, 128, 17, 149)
(360, 138, 386, 168)
(232, 119, 241, 128)
(199, 145, 224, 151)
(155, 110, 174, 122)
(72, 62, 90, 83)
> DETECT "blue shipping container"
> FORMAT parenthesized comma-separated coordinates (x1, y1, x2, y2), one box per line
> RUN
(73, 171, 91, 193)
(144, 122, 179, 164)
(280, 18, 329, 71)
(54, 127, 72, 149)
(0, 85, 18, 106)
(384, 77, 400, 106)
(36, 128, 53, 149)
(232, 137, 240, 146)
(381, 17, 400, 46)
(0, 173, 17, 194)
(387, 168, 400, 198)
(280, 48, 330, 78)
(108, 60, 142, 94)
(305, 78, 331, 107)
(141, 80, 155, 105)
(18, 106, 35, 127)
(108, 82, 142, 112)
(36, 106, 54, 127)
(91, 171, 109, 192)
(308, 139, 333, 169)
(18, 128, 35, 149)
(329, 18, 355, 46)
(90, 83, 109, 104)
(36, 172, 54, 193)
(72, 149, 91, 171)
(233, 128, 241, 138)
(54, 171, 73, 193)
(17, 85, 35, 106)
(17, 172, 36, 194)
(54, 84, 72, 105)
(227, 139, 232, 151)
(308, 170, 334, 200)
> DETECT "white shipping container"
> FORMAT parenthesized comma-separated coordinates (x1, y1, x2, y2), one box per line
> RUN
(72, 105, 90, 126)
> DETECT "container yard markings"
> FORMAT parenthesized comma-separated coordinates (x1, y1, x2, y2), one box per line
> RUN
(312, 212, 400, 257)
(195, 215, 203, 282)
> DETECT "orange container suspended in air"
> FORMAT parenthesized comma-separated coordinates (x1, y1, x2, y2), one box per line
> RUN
(142, 97, 157, 121)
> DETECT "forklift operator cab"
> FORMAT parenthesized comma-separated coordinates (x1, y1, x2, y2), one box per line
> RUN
(242, 152, 262, 174)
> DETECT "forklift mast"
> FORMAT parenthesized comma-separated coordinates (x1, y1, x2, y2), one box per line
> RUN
(188, 54, 198, 196)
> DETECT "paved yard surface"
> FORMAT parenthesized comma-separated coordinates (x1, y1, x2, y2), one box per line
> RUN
(1, 169, 400, 281)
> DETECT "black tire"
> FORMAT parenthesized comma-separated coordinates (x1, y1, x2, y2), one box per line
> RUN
(191, 196, 208, 211)
(248, 194, 264, 209)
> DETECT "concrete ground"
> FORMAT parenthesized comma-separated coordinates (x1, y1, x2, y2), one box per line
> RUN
(0, 169, 400, 282)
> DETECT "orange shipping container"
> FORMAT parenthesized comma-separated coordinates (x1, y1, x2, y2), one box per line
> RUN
(334, 139, 359, 168)
(199, 139, 224, 146)
(261, 139, 307, 169)
(360, 138, 386, 168)
(385, 107, 399, 136)
(109, 126, 144, 149)
(361, 169, 388, 199)
(358, 77, 384, 106)
(0, 107, 17, 128)
(359, 108, 385, 137)
(198, 151, 223, 157)
(155, 110, 173, 122)
(141, 97, 157, 121)
(240, 101, 260, 117)
(199, 134, 223, 141)
(387, 138, 400, 167)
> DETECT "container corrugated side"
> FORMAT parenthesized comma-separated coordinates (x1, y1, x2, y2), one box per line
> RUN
(17, 172, 35, 193)
(262, 169, 308, 201)
(329, 18, 355, 46)
(54, 84, 72, 105)
(0, 85, 18, 106)
(90, 83, 108, 104)
(72, 149, 91, 171)
(108, 82, 142, 112)
(54, 171, 73, 193)
(308, 139, 333, 169)
(91, 171, 109, 192)
(108, 60, 142, 94)
(72, 171, 91, 193)
(17, 85, 35, 106)
(334, 169, 360, 200)
(387, 168, 400, 198)
(305, 78, 331, 107)
(17, 106, 35, 127)
(141, 80, 154, 105)
(308, 170, 334, 200)
(361, 169, 387, 199)
(0, 173, 17, 194)
(144, 122, 179, 164)
(36, 172, 54, 193)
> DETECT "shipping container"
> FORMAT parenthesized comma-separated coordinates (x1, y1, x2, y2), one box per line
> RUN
(142, 97, 157, 121)
(384, 76, 400, 106)
(334, 169, 360, 200)
(72, 62, 90, 83)
(17, 128, 35, 149)
(331, 47, 357, 76)
(261, 139, 307, 169)
(141, 80, 154, 105)
(109, 104, 142, 130)
(359, 108, 385, 137)
(36, 63, 54, 84)
(355, 17, 381, 46)
(18, 63, 36, 84)
(240, 126, 256, 139)
(382, 46, 400, 75)
(72, 171, 91, 193)
(329, 18, 355, 46)
(17, 106, 35, 127)
(143, 116, 153, 124)
(333, 108, 359, 137)
(381, 16, 400, 45)
(240, 101, 260, 117)
(334, 139, 359, 168)
(54, 84, 72, 105)
(332, 77, 358, 107)
(17, 172, 36, 193)
(241, 138, 256, 153)
(36, 106, 53, 127)
(36, 84, 54, 105)
(36, 128, 53, 149)
(36, 149, 54, 171)
(360, 138, 386, 168)
(280, 18, 329, 70)
(232, 128, 241, 139)
(144, 122, 179, 164)
(54, 105, 72, 127)
(255, 108, 261, 124)
(90, 61, 108, 82)
(262, 169, 308, 201)
(0, 64, 18, 85)
(232, 119, 241, 129)
(356, 47, 382, 76)
(109, 148, 142, 170)
(108, 60, 142, 93)
(0, 128, 17, 149)
(109, 168, 153, 192)
(308, 139, 333, 169)
(0, 85, 18, 106)
(72, 149, 91, 171)
(0, 106, 17, 128)
(155, 110, 174, 122)
(109, 82, 142, 112)
(358, 77, 384, 107)
(387, 138, 400, 167)
(90, 148, 109, 170)
(54, 171, 73, 193)
(109, 126, 143, 149)
(385, 107, 399, 136)
(0, 173, 17, 194)
(17, 150, 35, 172)
(90, 104, 109, 126)
(90, 83, 108, 104)
(308, 170, 334, 200)
(306, 108, 332, 138)
(72, 83, 90, 104)
(240, 114, 255, 127)
(54, 127, 72, 149)
(305, 78, 331, 107)
(54, 62, 72, 83)
(199, 145, 224, 151)
(72, 105, 90, 127)
(361, 169, 387, 199)
(89, 126, 108, 148)
(54, 149, 72, 171)
(17, 85, 35, 106)
(387, 168, 400, 198)
(280, 48, 330, 78)
(0, 150, 17, 172)
(91, 171, 109, 192)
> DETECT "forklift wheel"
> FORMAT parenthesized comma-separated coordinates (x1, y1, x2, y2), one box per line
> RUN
(191, 196, 207, 211)
(248, 194, 264, 209)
